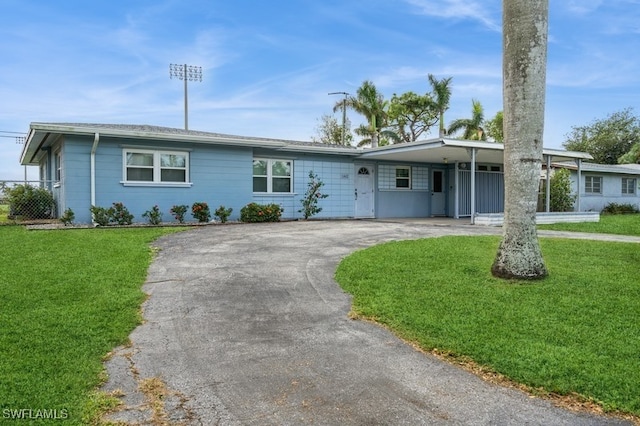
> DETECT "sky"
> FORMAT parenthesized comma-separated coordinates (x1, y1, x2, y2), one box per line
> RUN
(1, 0, 640, 180)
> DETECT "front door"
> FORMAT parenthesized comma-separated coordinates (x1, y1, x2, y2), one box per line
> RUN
(354, 165, 374, 218)
(431, 169, 446, 216)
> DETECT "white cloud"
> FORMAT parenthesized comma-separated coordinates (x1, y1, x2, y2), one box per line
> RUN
(403, 0, 501, 32)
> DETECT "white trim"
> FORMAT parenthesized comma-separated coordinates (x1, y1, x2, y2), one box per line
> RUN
(121, 181, 193, 188)
(252, 158, 293, 194)
(395, 166, 411, 189)
(122, 148, 190, 184)
(621, 177, 637, 195)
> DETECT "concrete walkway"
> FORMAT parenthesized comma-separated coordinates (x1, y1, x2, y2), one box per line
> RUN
(102, 220, 635, 425)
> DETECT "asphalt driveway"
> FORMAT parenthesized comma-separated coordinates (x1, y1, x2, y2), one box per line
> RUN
(102, 220, 632, 425)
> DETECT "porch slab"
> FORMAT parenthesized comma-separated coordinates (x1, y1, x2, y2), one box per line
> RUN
(475, 212, 601, 226)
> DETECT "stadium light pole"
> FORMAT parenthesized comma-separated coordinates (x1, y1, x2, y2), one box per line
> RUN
(170, 64, 203, 130)
(328, 91, 349, 145)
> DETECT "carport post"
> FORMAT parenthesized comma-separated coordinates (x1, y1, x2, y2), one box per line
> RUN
(454, 161, 460, 218)
(576, 158, 582, 212)
(545, 155, 551, 212)
(470, 148, 477, 224)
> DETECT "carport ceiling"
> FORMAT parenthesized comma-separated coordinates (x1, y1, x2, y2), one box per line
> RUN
(357, 138, 592, 164)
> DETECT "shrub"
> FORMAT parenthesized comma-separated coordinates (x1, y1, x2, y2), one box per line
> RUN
(240, 202, 283, 223)
(90, 206, 112, 226)
(214, 205, 233, 223)
(90, 202, 134, 226)
(298, 170, 329, 219)
(110, 202, 134, 225)
(60, 208, 75, 226)
(170, 204, 189, 223)
(542, 168, 576, 212)
(4, 184, 55, 219)
(191, 202, 211, 223)
(142, 205, 163, 225)
(602, 202, 640, 215)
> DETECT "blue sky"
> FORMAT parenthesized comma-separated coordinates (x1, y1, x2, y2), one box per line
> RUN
(1, 0, 640, 180)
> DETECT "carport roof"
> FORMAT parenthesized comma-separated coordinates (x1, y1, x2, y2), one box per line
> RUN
(357, 138, 593, 164)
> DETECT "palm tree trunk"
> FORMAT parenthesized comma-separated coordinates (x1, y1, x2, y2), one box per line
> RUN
(491, 0, 548, 279)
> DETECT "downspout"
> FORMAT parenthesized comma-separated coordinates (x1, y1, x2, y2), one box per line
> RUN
(91, 133, 100, 224)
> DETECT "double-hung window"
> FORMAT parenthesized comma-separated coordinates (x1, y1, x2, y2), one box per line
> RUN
(622, 178, 637, 195)
(253, 159, 292, 193)
(123, 149, 189, 184)
(395, 167, 411, 189)
(585, 176, 602, 194)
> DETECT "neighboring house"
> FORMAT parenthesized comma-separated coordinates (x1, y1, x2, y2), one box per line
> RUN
(19, 122, 592, 224)
(552, 162, 640, 212)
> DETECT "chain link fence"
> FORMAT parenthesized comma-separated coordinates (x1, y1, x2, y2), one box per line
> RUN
(0, 180, 56, 222)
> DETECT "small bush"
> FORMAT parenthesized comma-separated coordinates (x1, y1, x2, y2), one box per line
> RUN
(191, 202, 211, 223)
(90, 202, 134, 226)
(602, 202, 640, 215)
(60, 208, 75, 226)
(110, 202, 134, 225)
(214, 205, 233, 223)
(142, 205, 163, 225)
(170, 204, 189, 223)
(4, 184, 55, 219)
(90, 206, 112, 226)
(298, 170, 329, 219)
(240, 202, 283, 223)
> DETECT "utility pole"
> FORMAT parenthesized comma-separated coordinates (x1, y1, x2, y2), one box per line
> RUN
(328, 91, 349, 145)
(170, 64, 203, 130)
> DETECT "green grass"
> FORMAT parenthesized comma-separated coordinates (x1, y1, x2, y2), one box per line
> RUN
(0, 226, 184, 424)
(0, 204, 9, 223)
(539, 213, 640, 236)
(336, 236, 640, 417)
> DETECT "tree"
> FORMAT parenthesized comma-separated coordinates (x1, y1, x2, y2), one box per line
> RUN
(387, 91, 439, 143)
(428, 74, 453, 137)
(491, 0, 549, 280)
(311, 114, 353, 146)
(618, 142, 640, 164)
(563, 108, 640, 164)
(447, 99, 487, 140)
(485, 111, 504, 142)
(335, 80, 396, 148)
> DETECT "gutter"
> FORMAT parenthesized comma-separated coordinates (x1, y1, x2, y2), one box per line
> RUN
(91, 133, 99, 224)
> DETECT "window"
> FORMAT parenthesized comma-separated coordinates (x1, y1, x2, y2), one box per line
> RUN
(253, 159, 292, 193)
(622, 178, 637, 195)
(55, 151, 62, 182)
(395, 167, 410, 189)
(585, 176, 602, 194)
(123, 149, 188, 184)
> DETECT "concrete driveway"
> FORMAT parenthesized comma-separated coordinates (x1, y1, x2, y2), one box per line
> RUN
(102, 220, 631, 425)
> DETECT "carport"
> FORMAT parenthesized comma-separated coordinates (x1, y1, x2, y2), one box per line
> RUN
(358, 138, 593, 224)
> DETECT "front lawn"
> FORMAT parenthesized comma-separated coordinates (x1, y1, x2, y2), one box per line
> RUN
(0, 226, 184, 424)
(336, 236, 640, 418)
(539, 213, 640, 236)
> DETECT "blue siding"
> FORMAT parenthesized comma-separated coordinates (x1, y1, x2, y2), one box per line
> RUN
(61, 136, 92, 222)
(376, 163, 431, 218)
(253, 156, 355, 219)
(62, 135, 253, 223)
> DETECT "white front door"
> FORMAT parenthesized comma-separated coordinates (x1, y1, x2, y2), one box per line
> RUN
(355, 165, 374, 218)
(431, 169, 446, 216)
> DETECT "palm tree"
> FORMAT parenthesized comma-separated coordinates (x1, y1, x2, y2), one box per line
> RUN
(491, 0, 548, 280)
(334, 80, 397, 147)
(447, 99, 486, 140)
(428, 74, 453, 138)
